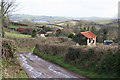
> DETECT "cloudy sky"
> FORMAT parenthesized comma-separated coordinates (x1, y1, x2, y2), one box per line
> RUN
(15, 0, 119, 18)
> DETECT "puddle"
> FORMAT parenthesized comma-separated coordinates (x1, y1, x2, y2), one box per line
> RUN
(48, 65, 74, 78)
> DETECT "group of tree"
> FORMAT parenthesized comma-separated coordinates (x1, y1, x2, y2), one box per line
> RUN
(68, 24, 116, 44)
(55, 29, 71, 37)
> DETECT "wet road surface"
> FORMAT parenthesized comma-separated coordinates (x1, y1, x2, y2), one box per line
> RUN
(17, 51, 89, 79)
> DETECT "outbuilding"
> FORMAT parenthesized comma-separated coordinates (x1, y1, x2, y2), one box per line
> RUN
(37, 29, 47, 37)
(81, 31, 96, 46)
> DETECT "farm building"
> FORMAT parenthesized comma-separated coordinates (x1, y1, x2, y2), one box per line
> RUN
(81, 31, 96, 46)
(37, 29, 47, 37)
(17, 28, 27, 32)
(21, 28, 32, 35)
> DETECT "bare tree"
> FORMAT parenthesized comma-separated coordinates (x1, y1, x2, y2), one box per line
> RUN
(0, 0, 17, 38)
(20, 19, 36, 30)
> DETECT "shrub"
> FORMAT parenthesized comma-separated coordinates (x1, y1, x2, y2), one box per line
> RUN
(98, 53, 120, 75)
(73, 32, 87, 45)
(2, 39, 17, 60)
(68, 32, 75, 39)
(65, 47, 81, 62)
(56, 29, 62, 37)
(31, 29, 37, 37)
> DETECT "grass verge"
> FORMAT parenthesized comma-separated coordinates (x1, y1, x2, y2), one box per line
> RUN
(17, 47, 35, 51)
(2, 57, 28, 78)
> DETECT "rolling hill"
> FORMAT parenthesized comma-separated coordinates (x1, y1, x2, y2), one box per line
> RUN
(10, 14, 112, 24)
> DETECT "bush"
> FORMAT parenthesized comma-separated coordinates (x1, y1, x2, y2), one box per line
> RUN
(31, 29, 37, 37)
(68, 32, 75, 39)
(56, 29, 62, 37)
(98, 53, 120, 75)
(73, 32, 87, 45)
(2, 39, 17, 60)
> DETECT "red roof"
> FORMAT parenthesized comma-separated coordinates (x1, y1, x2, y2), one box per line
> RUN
(18, 28, 26, 31)
(81, 31, 96, 38)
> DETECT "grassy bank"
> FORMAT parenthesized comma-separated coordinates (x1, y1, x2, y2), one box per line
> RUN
(2, 57, 28, 78)
(2, 39, 28, 78)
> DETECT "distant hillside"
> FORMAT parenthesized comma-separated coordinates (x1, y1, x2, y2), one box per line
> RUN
(10, 14, 73, 23)
(10, 14, 112, 23)
(75, 17, 111, 20)
(56, 19, 118, 29)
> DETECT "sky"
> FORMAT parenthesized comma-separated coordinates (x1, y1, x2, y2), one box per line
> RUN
(15, 0, 119, 18)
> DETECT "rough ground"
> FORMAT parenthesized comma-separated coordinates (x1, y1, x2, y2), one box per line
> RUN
(17, 51, 89, 79)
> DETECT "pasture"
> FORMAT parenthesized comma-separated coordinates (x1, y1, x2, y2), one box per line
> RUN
(5, 32, 31, 38)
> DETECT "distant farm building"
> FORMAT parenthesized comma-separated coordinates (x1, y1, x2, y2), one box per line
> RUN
(81, 31, 96, 46)
(18, 28, 27, 32)
(37, 29, 47, 37)
(104, 40, 113, 45)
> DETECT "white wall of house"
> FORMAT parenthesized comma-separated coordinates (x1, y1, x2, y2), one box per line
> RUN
(37, 34, 45, 37)
(87, 38, 96, 46)
(40, 34, 45, 37)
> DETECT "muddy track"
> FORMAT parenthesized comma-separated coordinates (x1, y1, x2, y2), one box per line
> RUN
(17, 51, 90, 79)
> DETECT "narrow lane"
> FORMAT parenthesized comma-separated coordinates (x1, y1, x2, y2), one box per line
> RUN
(17, 51, 89, 79)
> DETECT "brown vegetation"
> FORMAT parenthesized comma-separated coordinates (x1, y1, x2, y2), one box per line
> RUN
(8, 37, 76, 49)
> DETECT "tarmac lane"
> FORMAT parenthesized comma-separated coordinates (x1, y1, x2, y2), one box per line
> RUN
(17, 51, 90, 79)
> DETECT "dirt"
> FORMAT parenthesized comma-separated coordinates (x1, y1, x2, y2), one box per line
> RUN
(17, 51, 90, 79)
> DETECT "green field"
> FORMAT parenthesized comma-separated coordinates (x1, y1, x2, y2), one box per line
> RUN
(10, 25, 30, 29)
(10, 25, 39, 29)
(5, 32, 31, 38)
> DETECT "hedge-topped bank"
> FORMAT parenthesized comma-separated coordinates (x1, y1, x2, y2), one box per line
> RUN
(33, 44, 120, 78)
(2, 39, 28, 78)
(8, 37, 76, 49)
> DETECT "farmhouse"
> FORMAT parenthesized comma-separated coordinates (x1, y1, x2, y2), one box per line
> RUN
(37, 29, 47, 37)
(81, 31, 96, 46)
